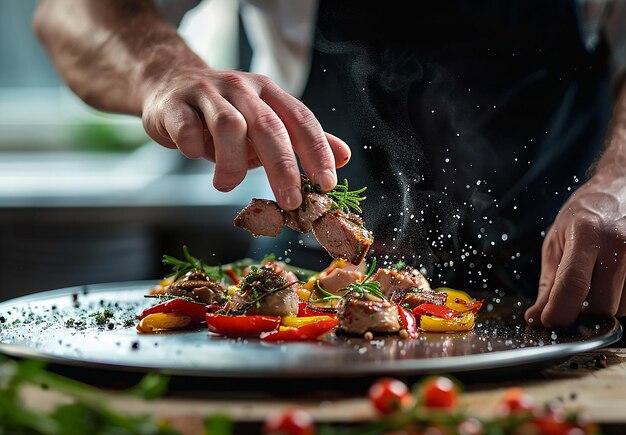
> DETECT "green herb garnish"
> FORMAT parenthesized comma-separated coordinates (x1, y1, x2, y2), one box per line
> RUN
(327, 179, 367, 214)
(310, 258, 385, 303)
(162, 245, 226, 282)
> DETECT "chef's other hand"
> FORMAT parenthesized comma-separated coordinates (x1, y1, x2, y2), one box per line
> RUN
(525, 171, 626, 328)
(141, 52, 351, 211)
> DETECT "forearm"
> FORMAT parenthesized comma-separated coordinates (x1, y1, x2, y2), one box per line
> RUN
(33, 0, 199, 115)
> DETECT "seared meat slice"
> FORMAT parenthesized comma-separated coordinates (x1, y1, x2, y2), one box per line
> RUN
(390, 288, 447, 309)
(234, 199, 285, 237)
(312, 211, 373, 265)
(232, 266, 299, 317)
(285, 192, 332, 233)
(166, 271, 225, 305)
(243, 259, 305, 294)
(371, 267, 432, 298)
(336, 292, 401, 335)
(315, 268, 364, 296)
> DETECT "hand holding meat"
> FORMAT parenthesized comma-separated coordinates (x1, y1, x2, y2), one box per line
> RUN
(234, 177, 373, 264)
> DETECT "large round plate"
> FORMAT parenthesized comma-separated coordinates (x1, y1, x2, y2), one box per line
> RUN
(0, 281, 621, 378)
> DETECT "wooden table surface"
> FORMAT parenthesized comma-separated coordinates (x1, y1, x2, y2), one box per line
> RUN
(22, 343, 626, 434)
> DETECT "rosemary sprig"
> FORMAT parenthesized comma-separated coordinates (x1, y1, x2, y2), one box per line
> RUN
(309, 281, 344, 303)
(162, 245, 226, 282)
(326, 179, 367, 214)
(341, 258, 385, 300)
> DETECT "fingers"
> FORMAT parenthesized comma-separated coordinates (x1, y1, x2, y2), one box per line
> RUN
(231, 89, 302, 210)
(198, 95, 248, 192)
(525, 230, 561, 327)
(161, 103, 206, 159)
(261, 83, 337, 192)
(540, 222, 600, 328)
(326, 132, 352, 169)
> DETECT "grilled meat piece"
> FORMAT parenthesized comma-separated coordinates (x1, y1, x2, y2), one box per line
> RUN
(232, 266, 299, 317)
(315, 268, 364, 296)
(234, 199, 285, 237)
(166, 272, 225, 305)
(336, 292, 401, 335)
(371, 267, 432, 298)
(285, 192, 332, 233)
(390, 288, 447, 308)
(312, 211, 373, 265)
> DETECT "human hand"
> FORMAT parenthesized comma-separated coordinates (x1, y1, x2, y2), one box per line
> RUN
(525, 169, 626, 328)
(140, 52, 351, 210)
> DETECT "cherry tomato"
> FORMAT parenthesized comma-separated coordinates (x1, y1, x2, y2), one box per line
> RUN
(263, 408, 316, 435)
(498, 387, 535, 415)
(529, 410, 577, 435)
(368, 377, 414, 415)
(420, 376, 459, 410)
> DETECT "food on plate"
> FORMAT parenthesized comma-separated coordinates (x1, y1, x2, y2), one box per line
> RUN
(234, 177, 372, 264)
(136, 248, 484, 339)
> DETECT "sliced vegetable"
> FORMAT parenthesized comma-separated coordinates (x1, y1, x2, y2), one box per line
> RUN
(397, 305, 419, 338)
(412, 303, 461, 319)
(368, 377, 414, 415)
(282, 315, 334, 328)
(225, 268, 240, 285)
(498, 387, 535, 415)
(136, 312, 192, 333)
(206, 313, 281, 337)
(138, 298, 207, 324)
(419, 311, 475, 332)
(261, 318, 339, 342)
(435, 287, 484, 313)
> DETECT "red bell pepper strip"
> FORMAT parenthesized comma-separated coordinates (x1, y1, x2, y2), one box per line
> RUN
(412, 303, 461, 319)
(397, 305, 419, 339)
(297, 301, 337, 318)
(225, 268, 240, 285)
(454, 298, 484, 313)
(206, 313, 281, 337)
(138, 298, 207, 324)
(260, 318, 339, 342)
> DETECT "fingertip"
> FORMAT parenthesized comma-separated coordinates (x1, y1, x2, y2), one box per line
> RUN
(277, 185, 302, 211)
(312, 168, 337, 192)
(326, 132, 351, 169)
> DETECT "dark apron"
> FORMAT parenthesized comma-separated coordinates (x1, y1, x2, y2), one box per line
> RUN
(249, 1, 611, 297)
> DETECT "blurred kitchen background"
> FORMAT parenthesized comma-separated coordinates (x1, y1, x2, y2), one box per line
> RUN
(0, 0, 277, 300)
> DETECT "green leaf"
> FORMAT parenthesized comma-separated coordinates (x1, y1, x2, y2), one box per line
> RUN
(203, 414, 234, 435)
(129, 372, 170, 400)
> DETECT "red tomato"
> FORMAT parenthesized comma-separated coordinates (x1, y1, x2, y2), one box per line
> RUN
(529, 411, 577, 435)
(498, 387, 535, 415)
(368, 377, 414, 415)
(263, 408, 315, 435)
(420, 376, 459, 410)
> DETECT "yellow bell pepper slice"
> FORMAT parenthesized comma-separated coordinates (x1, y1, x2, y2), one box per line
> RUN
(281, 316, 333, 328)
(434, 287, 483, 313)
(136, 312, 191, 333)
(419, 311, 475, 332)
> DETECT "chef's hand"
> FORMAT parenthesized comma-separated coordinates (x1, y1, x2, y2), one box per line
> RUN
(140, 51, 351, 211)
(525, 168, 626, 328)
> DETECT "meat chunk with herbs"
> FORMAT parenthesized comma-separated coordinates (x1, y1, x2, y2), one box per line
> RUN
(232, 266, 299, 317)
(166, 271, 226, 305)
(336, 292, 401, 336)
(312, 211, 373, 265)
(314, 268, 365, 296)
(234, 199, 285, 237)
(371, 267, 432, 298)
(285, 192, 332, 233)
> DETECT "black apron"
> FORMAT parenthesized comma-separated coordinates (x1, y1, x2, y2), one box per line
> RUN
(249, 1, 611, 298)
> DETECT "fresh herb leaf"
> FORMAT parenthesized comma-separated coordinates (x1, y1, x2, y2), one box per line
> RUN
(162, 245, 226, 282)
(327, 179, 367, 214)
(309, 281, 343, 303)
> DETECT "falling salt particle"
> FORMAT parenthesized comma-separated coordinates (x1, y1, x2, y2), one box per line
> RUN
(501, 234, 508, 241)
(595, 324, 600, 330)
(540, 230, 546, 237)
(551, 332, 558, 340)
(513, 206, 517, 210)
(331, 107, 336, 111)
(372, 125, 376, 129)
(431, 109, 435, 113)
(490, 241, 495, 246)
(476, 180, 482, 186)
(583, 301, 589, 307)
(528, 317, 534, 324)
(466, 184, 470, 189)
